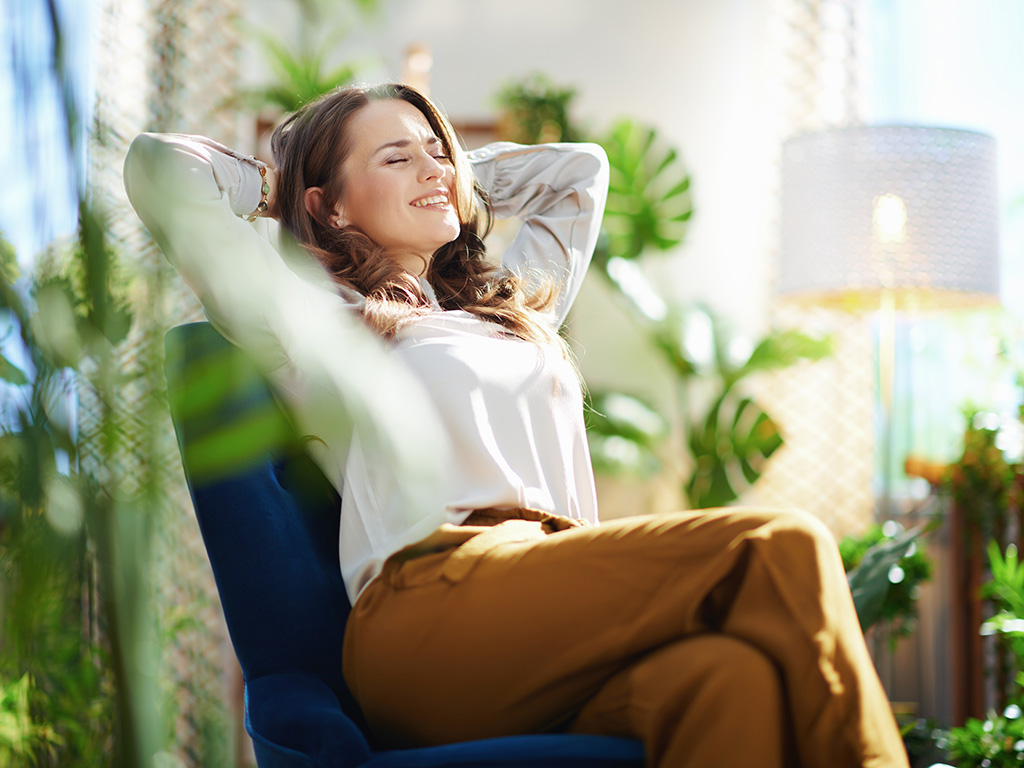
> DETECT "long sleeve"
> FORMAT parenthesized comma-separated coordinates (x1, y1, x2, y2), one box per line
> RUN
(468, 141, 609, 326)
(124, 133, 348, 370)
(123, 132, 450, 512)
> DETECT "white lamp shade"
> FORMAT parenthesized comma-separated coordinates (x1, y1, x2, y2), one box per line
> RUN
(778, 125, 999, 310)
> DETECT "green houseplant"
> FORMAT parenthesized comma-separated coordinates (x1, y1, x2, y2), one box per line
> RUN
(228, 0, 382, 117)
(0, 226, 126, 765)
(944, 542, 1024, 767)
(1, 1, 173, 762)
(496, 74, 831, 509)
(496, 73, 581, 145)
(839, 522, 934, 646)
(941, 396, 1024, 767)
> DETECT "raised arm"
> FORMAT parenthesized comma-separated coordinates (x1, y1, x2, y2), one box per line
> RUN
(468, 142, 609, 326)
(124, 133, 347, 369)
(123, 133, 449, 509)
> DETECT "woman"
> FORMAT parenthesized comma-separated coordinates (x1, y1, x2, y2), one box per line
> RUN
(125, 82, 908, 768)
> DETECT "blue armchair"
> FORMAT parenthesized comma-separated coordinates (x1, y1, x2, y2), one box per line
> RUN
(164, 321, 645, 768)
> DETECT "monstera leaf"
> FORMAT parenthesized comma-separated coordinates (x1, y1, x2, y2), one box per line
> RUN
(686, 394, 783, 509)
(599, 119, 694, 262)
(734, 330, 835, 383)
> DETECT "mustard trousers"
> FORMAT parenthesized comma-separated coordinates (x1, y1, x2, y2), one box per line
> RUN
(342, 508, 909, 768)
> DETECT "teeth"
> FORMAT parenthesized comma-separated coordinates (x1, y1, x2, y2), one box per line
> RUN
(412, 194, 448, 207)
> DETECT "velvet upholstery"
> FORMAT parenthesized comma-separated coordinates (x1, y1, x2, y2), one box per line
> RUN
(164, 321, 645, 768)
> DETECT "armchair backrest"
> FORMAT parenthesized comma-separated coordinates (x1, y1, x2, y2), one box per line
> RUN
(164, 322, 360, 720)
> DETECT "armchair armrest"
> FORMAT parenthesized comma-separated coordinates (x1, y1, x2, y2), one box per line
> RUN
(246, 673, 373, 768)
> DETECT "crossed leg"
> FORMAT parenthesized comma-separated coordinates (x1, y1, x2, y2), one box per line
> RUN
(343, 508, 908, 768)
(570, 634, 793, 768)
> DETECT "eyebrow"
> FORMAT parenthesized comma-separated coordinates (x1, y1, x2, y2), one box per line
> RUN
(371, 136, 442, 156)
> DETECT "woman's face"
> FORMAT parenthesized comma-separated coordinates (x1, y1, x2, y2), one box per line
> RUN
(333, 98, 460, 276)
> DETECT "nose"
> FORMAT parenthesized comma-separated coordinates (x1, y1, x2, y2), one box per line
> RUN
(418, 152, 448, 182)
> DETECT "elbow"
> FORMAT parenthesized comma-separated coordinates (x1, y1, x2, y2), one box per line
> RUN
(562, 143, 609, 209)
(572, 143, 610, 216)
(123, 133, 168, 207)
(576, 141, 609, 167)
(124, 133, 162, 180)
(124, 133, 220, 219)
(574, 142, 610, 181)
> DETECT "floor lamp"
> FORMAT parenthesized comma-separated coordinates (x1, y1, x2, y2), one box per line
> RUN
(777, 125, 1000, 715)
(777, 125, 1000, 517)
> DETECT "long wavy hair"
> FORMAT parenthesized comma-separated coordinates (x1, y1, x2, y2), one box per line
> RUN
(270, 83, 563, 348)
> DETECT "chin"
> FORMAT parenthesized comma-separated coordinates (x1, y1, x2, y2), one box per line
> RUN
(417, 223, 461, 256)
(438, 225, 462, 247)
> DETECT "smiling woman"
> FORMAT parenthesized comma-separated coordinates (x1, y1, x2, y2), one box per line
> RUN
(124, 81, 910, 768)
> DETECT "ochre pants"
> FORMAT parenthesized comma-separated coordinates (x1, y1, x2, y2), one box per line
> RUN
(342, 508, 909, 768)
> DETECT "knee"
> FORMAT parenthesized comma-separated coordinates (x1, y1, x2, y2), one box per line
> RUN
(749, 507, 838, 557)
(728, 506, 834, 542)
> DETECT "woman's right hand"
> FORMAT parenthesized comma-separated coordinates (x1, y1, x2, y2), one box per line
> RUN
(263, 164, 280, 221)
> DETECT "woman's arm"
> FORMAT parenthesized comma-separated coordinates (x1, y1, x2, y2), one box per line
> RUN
(123, 133, 449, 501)
(467, 142, 609, 326)
(123, 133, 345, 369)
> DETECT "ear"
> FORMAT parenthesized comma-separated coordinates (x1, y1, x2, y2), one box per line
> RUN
(304, 187, 347, 228)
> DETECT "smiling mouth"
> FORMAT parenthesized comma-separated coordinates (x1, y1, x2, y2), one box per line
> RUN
(411, 193, 450, 208)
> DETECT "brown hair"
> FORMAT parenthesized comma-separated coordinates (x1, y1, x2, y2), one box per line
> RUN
(270, 83, 562, 348)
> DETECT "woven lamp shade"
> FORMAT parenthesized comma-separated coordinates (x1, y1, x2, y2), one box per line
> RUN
(778, 125, 1000, 311)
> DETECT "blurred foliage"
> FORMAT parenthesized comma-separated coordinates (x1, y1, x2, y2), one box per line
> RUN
(943, 414, 1022, 542)
(840, 522, 934, 646)
(0, 674, 59, 763)
(585, 391, 667, 477)
(0, 217, 122, 766)
(0, 512, 113, 765)
(675, 316, 830, 508)
(979, 541, 1024, 691)
(164, 322, 300, 484)
(600, 120, 692, 262)
(983, 541, 1024, 625)
(946, 540, 1024, 766)
(230, 26, 365, 115)
(947, 705, 1024, 768)
(496, 73, 581, 145)
(940, 382, 1024, 765)
(496, 73, 832, 509)
(230, 0, 380, 116)
(2, 0, 166, 764)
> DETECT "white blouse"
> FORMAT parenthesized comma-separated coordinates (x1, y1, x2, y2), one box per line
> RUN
(124, 133, 609, 603)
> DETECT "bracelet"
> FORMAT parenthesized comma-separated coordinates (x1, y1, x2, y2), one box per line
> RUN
(246, 161, 271, 222)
